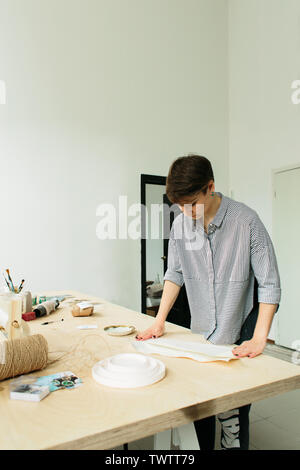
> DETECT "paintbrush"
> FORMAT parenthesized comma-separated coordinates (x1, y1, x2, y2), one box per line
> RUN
(5, 269, 15, 292)
(18, 279, 25, 293)
(2, 273, 11, 291)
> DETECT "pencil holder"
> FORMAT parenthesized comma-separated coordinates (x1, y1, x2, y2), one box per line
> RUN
(0, 292, 31, 340)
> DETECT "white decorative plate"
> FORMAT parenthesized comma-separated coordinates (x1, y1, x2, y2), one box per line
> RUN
(92, 353, 166, 388)
(104, 325, 136, 336)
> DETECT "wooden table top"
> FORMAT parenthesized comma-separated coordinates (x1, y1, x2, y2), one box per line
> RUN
(0, 290, 299, 450)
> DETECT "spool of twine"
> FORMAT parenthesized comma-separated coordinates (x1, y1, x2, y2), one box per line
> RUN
(0, 334, 48, 381)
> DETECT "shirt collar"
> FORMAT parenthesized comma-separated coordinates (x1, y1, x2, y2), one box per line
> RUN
(210, 191, 229, 228)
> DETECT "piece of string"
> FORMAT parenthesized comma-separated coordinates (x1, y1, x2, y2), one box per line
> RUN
(0, 332, 113, 382)
(46, 333, 113, 380)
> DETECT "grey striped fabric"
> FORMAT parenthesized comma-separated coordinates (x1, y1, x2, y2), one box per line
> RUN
(163, 191, 281, 344)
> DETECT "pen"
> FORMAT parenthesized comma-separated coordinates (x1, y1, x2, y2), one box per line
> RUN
(41, 319, 64, 325)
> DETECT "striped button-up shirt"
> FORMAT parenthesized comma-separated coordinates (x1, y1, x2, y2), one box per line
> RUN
(163, 192, 281, 345)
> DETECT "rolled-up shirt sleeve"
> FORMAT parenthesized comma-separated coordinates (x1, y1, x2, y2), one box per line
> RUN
(250, 212, 281, 309)
(163, 226, 184, 287)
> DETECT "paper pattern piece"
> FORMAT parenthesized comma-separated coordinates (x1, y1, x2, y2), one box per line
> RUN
(132, 337, 238, 362)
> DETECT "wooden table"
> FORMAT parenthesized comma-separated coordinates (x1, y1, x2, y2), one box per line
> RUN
(0, 290, 299, 450)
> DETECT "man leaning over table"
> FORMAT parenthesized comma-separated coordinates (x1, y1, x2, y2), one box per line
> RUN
(136, 155, 281, 450)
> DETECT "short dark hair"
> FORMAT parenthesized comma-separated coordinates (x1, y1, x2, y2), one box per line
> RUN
(166, 155, 214, 204)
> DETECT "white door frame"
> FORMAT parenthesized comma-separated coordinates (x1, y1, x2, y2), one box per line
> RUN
(272, 163, 300, 346)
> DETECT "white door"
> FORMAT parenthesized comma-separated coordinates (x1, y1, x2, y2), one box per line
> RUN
(273, 167, 300, 349)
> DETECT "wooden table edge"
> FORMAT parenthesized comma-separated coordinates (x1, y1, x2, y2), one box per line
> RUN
(45, 374, 300, 450)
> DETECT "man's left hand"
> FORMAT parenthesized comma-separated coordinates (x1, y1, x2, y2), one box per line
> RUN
(232, 338, 267, 358)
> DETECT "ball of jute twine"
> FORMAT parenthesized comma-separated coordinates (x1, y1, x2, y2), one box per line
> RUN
(0, 334, 48, 381)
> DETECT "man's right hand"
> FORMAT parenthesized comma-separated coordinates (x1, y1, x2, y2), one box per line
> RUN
(135, 320, 165, 341)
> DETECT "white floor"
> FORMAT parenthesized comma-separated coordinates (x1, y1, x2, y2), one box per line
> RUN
(111, 344, 300, 450)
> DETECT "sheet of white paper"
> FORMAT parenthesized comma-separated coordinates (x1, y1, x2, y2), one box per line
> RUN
(131, 337, 237, 362)
(147, 338, 235, 357)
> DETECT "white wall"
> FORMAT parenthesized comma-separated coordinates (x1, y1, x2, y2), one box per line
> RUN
(0, 0, 229, 312)
(229, 0, 300, 339)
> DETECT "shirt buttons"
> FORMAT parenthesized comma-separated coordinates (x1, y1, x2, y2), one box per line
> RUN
(208, 224, 216, 234)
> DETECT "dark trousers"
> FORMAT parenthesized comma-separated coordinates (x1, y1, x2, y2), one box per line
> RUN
(193, 303, 259, 450)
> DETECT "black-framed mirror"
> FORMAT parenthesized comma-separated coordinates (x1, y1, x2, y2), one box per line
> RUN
(140, 174, 191, 329)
